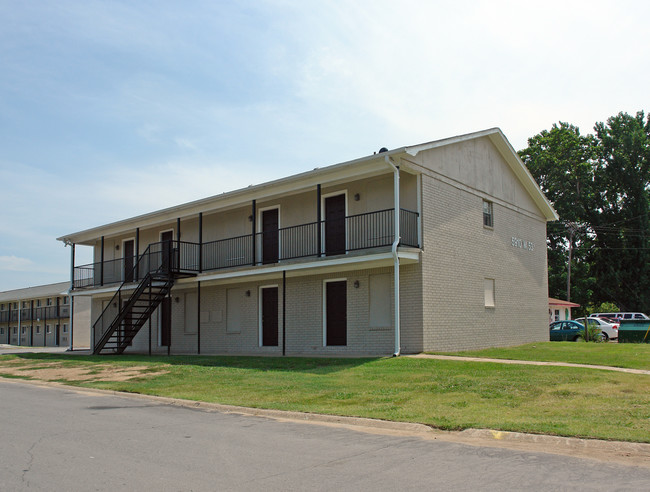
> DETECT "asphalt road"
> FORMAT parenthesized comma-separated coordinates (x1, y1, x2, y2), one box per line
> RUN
(1, 381, 649, 491)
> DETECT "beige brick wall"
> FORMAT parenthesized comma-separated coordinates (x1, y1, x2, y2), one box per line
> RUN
(420, 173, 549, 351)
(109, 265, 411, 356)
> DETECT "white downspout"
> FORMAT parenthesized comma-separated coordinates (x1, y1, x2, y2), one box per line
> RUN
(385, 155, 401, 356)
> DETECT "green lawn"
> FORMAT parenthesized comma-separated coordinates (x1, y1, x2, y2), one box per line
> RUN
(429, 342, 650, 370)
(1, 350, 648, 443)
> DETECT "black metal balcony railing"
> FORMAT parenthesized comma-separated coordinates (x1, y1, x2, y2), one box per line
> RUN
(73, 208, 420, 289)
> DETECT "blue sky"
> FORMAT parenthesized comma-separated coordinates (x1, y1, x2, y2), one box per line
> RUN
(1, 0, 648, 291)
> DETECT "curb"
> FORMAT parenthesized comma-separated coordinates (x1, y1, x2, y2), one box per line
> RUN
(2, 376, 649, 468)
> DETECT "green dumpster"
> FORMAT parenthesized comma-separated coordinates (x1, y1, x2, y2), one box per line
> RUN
(618, 319, 650, 343)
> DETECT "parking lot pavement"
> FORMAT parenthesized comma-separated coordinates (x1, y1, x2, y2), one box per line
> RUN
(2, 380, 649, 491)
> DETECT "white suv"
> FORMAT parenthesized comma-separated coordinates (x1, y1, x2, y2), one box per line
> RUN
(590, 312, 649, 321)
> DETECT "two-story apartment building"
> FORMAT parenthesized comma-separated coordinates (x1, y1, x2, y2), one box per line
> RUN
(0, 282, 90, 349)
(58, 128, 557, 356)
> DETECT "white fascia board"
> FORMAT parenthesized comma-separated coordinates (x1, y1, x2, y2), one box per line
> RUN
(0, 282, 73, 302)
(486, 131, 559, 221)
(178, 250, 420, 287)
(405, 128, 558, 222)
(69, 250, 420, 293)
(58, 151, 407, 246)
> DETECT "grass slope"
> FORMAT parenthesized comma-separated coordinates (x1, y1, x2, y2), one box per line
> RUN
(429, 342, 650, 370)
(1, 351, 648, 443)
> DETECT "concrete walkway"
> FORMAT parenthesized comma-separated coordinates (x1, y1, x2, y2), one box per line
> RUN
(408, 353, 650, 376)
(0, 344, 71, 355)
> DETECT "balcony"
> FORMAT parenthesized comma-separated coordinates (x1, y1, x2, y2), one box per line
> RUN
(73, 208, 420, 290)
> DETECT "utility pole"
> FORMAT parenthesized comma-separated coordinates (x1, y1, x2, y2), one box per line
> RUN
(566, 222, 585, 339)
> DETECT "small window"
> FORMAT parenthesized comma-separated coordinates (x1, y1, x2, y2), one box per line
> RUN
(47, 298, 53, 306)
(484, 278, 495, 307)
(13, 302, 18, 309)
(554, 309, 560, 321)
(36, 326, 41, 334)
(0, 304, 4, 310)
(22, 301, 28, 308)
(13, 327, 17, 334)
(63, 296, 69, 304)
(0, 327, 3, 335)
(63, 324, 68, 333)
(483, 200, 493, 228)
(47, 325, 51, 334)
(21, 326, 26, 334)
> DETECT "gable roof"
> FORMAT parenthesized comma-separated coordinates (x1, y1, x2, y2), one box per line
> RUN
(58, 128, 557, 245)
(0, 282, 70, 302)
(549, 297, 581, 308)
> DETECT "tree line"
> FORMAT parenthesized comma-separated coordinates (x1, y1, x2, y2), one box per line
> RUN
(518, 111, 650, 316)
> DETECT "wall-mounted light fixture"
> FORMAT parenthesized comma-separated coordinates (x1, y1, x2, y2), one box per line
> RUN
(245, 290, 251, 297)
(354, 193, 360, 201)
(115, 244, 120, 251)
(248, 215, 253, 222)
(354, 280, 360, 288)
(174, 297, 180, 303)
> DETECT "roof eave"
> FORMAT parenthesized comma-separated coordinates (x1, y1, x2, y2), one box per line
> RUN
(57, 148, 409, 245)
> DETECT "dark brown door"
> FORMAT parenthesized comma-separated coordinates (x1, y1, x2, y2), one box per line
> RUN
(161, 231, 174, 274)
(122, 300, 133, 346)
(325, 195, 346, 255)
(160, 296, 171, 346)
(55, 324, 60, 346)
(261, 287, 278, 346)
(326, 281, 347, 346)
(124, 240, 135, 282)
(262, 209, 279, 264)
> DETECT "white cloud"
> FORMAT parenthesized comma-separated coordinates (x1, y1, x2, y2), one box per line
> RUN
(0, 256, 35, 272)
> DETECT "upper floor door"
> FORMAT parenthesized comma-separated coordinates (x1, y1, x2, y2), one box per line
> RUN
(160, 230, 174, 273)
(262, 208, 279, 264)
(123, 239, 135, 282)
(325, 194, 346, 256)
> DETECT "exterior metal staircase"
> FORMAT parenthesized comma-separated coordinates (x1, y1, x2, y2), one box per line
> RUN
(93, 242, 180, 355)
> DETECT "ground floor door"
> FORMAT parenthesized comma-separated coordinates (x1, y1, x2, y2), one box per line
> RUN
(160, 296, 171, 346)
(326, 280, 347, 346)
(261, 287, 278, 346)
(55, 325, 60, 346)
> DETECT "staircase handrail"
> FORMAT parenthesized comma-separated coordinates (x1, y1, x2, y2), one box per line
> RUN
(92, 243, 168, 351)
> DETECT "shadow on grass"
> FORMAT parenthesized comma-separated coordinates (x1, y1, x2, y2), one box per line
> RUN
(6, 353, 382, 375)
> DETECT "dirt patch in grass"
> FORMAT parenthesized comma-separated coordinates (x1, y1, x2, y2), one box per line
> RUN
(0, 360, 167, 382)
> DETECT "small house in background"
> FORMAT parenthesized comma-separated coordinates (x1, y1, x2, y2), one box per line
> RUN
(549, 298, 580, 322)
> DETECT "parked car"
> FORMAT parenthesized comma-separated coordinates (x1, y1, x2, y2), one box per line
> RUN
(549, 320, 585, 341)
(576, 317, 618, 341)
(591, 312, 649, 321)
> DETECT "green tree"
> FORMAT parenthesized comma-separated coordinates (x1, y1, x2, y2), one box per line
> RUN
(518, 123, 597, 308)
(591, 111, 650, 311)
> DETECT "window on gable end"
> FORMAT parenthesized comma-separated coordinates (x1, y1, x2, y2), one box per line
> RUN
(483, 200, 493, 228)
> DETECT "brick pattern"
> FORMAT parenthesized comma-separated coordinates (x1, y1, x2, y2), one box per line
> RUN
(112, 267, 401, 356)
(420, 174, 549, 351)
